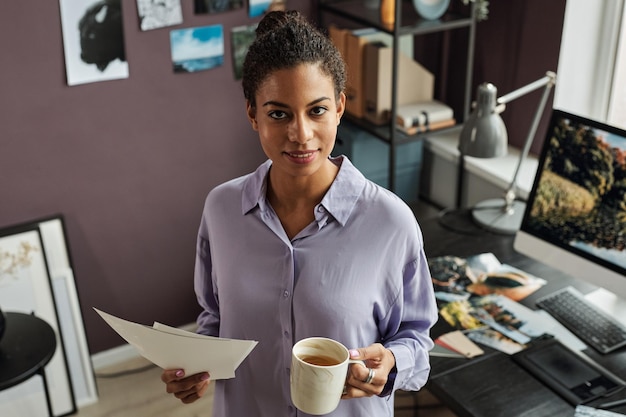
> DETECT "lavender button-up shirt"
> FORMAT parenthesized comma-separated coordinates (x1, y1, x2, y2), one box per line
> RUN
(194, 156, 438, 417)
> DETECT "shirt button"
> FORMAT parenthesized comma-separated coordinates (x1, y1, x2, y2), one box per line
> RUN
(284, 331, 289, 338)
(283, 290, 290, 298)
(317, 206, 325, 212)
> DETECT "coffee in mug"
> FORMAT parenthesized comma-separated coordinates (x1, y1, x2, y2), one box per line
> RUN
(290, 337, 364, 415)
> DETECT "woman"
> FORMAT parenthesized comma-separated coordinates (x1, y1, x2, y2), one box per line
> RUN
(161, 10, 438, 416)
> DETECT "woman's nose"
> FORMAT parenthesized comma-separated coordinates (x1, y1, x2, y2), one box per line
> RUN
(287, 116, 313, 144)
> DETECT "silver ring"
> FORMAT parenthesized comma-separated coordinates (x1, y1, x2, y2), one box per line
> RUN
(363, 368, 375, 384)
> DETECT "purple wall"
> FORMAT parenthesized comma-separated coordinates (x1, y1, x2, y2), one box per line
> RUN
(0, 1, 311, 354)
(0, 0, 563, 354)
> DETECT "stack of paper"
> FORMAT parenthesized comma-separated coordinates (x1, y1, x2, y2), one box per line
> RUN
(94, 308, 257, 379)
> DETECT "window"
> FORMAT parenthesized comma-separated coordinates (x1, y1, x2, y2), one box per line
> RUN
(554, 0, 624, 127)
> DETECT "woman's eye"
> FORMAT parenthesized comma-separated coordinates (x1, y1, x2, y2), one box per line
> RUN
(311, 106, 328, 116)
(269, 110, 288, 120)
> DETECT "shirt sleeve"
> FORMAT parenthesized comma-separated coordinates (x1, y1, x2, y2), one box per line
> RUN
(194, 216, 220, 337)
(380, 227, 438, 393)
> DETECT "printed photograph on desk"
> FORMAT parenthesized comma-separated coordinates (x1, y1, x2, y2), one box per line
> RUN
(438, 294, 550, 354)
(430, 253, 551, 354)
(466, 254, 547, 301)
(428, 253, 546, 303)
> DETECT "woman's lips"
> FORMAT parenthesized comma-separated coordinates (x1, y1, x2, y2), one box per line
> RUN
(284, 150, 317, 163)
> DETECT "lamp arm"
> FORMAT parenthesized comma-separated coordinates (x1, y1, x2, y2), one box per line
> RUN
(503, 71, 556, 210)
(497, 71, 556, 105)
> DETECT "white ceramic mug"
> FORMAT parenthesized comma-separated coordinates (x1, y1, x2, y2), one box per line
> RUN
(290, 337, 365, 415)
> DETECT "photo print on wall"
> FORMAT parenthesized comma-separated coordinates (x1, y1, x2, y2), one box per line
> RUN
(170, 25, 224, 73)
(248, 0, 286, 18)
(136, 0, 183, 31)
(194, 0, 243, 14)
(230, 23, 257, 80)
(59, 0, 129, 86)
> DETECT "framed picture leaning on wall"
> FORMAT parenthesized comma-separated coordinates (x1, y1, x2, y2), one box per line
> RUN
(0, 222, 75, 416)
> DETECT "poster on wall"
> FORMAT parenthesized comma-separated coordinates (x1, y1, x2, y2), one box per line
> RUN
(170, 25, 224, 73)
(59, 0, 129, 86)
(136, 0, 183, 31)
(248, 0, 285, 18)
(230, 24, 257, 80)
(0, 225, 75, 416)
(194, 0, 243, 14)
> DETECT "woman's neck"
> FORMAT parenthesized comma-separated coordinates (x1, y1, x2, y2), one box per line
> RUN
(266, 159, 339, 239)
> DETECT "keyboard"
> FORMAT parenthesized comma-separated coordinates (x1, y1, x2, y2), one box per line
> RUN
(536, 286, 626, 354)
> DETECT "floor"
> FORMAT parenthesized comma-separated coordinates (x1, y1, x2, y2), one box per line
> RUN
(75, 357, 457, 417)
(75, 199, 455, 417)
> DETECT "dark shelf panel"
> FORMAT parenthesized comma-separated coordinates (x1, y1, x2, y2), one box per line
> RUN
(319, 0, 473, 36)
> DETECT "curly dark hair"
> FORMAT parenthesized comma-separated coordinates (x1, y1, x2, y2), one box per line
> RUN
(242, 10, 346, 108)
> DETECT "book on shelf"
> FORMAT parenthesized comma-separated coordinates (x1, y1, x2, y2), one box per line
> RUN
(396, 100, 454, 129)
(396, 118, 456, 135)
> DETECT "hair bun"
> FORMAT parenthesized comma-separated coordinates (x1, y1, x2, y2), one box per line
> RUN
(256, 10, 303, 37)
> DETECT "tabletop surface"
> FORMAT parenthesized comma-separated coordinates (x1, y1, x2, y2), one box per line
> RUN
(0, 312, 57, 390)
(418, 210, 626, 416)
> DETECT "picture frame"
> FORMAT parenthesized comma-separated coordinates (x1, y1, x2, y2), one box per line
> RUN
(38, 216, 99, 408)
(0, 214, 97, 414)
(0, 222, 76, 416)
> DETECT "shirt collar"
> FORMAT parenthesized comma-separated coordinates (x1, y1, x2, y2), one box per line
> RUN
(241, 156, 366, 226)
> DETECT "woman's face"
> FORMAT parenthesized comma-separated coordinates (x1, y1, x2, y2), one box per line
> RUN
(246, 63, 345, 181)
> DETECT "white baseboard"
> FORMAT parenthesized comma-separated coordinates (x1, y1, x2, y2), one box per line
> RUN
(91, 321, 198, 371)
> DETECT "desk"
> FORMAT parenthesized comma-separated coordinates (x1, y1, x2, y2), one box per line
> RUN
(0, 312, 57, 417)
(419, 210, 626, 417)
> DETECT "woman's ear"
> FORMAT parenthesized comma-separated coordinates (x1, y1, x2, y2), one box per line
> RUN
(336, 92, 346, 125)
(246, 100, 258, 130)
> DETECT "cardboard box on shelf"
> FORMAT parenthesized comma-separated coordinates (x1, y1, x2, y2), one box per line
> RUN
(343, 28, 414, 119)
(362, 42, 434, 125)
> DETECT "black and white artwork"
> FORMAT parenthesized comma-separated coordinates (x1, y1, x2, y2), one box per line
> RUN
(59, 0, 129, 86)
(136, 0, 183, 31)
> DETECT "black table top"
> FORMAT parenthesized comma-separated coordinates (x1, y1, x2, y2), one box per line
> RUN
(0, 312, 57, 390)
(418, 211, 626, 416)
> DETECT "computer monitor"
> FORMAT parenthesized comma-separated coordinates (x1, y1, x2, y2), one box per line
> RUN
(514, 109, 626, 320)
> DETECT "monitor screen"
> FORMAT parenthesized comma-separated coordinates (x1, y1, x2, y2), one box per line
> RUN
(514, 109, 626, 303)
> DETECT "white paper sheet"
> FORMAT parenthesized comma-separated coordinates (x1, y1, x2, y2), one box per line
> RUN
(94, 308, 257, 379)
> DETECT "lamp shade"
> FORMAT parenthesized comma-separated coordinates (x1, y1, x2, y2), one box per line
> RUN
(458, 83, 508, 158)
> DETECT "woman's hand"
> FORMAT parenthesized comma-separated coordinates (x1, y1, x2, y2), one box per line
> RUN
(161, 369, 211, 404)
(342, 343, 396, 398)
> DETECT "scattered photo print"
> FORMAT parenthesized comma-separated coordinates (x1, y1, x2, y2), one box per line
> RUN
(248, 0, 285, 17)
(59, 0, 129, 86)
(194, 0, 243, 14)
(136, 0, 183, 31)
(170, 25, 224, 73)
(231, 24, 257, 80)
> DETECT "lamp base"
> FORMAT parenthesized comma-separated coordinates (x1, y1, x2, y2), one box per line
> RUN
(471, 198, 527, 235)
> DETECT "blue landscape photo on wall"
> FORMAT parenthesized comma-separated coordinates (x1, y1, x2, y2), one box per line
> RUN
(248, 0, 285, 18)
(170, 25, 224, 73)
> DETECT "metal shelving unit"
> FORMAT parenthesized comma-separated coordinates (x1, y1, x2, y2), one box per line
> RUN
(318, 0, 476, 192)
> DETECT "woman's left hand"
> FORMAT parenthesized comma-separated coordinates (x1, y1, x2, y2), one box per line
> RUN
(342, 343, 395, 398)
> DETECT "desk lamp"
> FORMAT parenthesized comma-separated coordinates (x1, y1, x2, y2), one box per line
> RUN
(458, 71, 556, 234)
